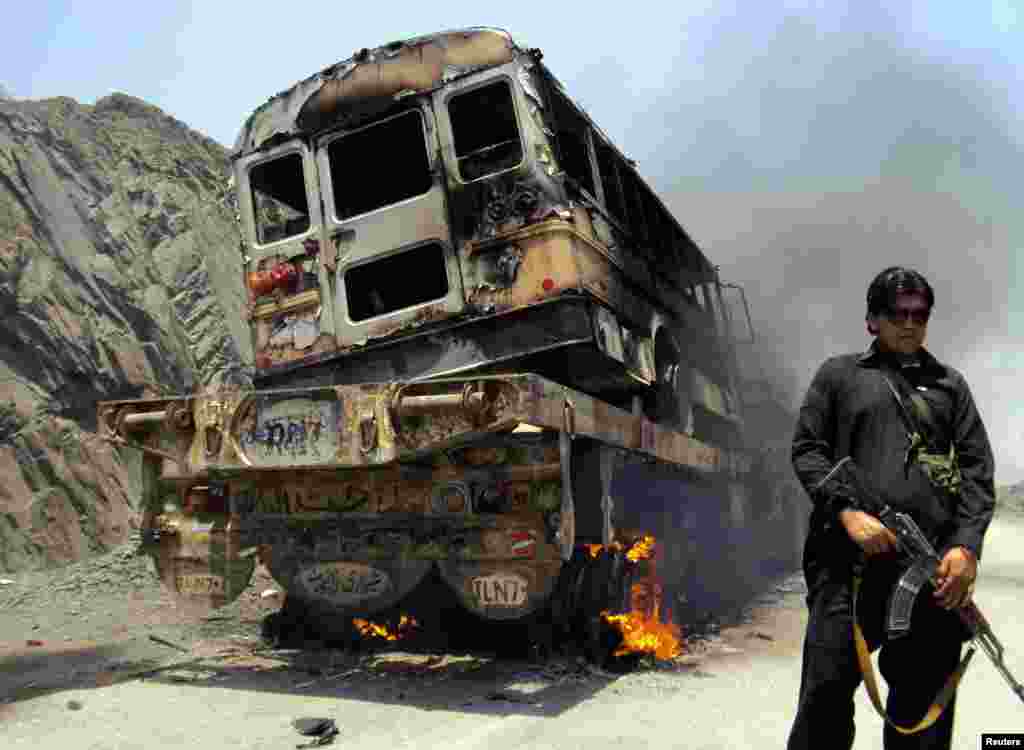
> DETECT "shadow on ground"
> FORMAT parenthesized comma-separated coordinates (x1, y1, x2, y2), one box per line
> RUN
(0, 562, 802, 719)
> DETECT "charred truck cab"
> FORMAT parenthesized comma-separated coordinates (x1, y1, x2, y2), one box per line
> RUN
(99, 28, 797, 660)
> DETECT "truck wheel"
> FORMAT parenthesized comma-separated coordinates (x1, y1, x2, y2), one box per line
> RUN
(591, 547, 642, 671)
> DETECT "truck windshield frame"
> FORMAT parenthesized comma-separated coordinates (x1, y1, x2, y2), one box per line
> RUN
(447, 78, 524, 183)
(249, 151, 312, 246)
(324, 108, 433, 222)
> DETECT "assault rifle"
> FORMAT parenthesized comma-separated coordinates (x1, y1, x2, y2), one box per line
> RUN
(815, 456, 1024, 705)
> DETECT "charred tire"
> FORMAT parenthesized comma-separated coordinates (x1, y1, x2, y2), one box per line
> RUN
(547, 546, 639, 669)
(586, 547, 641, 671)
(262, 595, 358, 649)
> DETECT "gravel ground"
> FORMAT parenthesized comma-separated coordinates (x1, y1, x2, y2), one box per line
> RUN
(0, 534, 806, 709)
(3, 521, 1022, 749)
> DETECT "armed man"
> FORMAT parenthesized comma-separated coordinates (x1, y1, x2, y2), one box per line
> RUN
(786, 266, 997, 749)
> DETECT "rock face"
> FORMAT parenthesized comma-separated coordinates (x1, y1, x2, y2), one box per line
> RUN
(0, 93, 251, 572)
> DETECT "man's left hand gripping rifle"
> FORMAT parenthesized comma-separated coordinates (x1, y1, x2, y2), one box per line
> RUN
(815, 456, 1024, 706)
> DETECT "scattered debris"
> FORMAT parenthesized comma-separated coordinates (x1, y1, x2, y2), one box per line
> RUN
(746, 631, 774, 641)
(370, 654, 445, 675)
(485, 690, 540, 706)
(292, 717, 339, 748)
(260, 588, 280, 599)
(148, 634, 191, 653)
(26, 639, 44, 647)
(66, 700, 83, 711)
(131, 657, 211, 682)
(0, 578, 14, 586)
(294, 667, 360, 690)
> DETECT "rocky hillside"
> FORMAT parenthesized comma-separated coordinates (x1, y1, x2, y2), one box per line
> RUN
(0, 93, 251, 572)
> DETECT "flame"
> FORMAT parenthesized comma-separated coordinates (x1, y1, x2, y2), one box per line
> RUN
(352, 614, 419, 641)
(602, 581, 683, 660)
(586, 541, 625, 558)
(625, 534, 656, 562)
(598, 536, 683, 660)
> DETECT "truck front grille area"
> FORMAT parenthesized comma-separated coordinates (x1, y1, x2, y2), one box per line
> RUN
(344, 242, 449, 322)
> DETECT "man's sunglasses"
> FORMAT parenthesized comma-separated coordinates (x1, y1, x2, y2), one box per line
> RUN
(884, 307, 931, 325)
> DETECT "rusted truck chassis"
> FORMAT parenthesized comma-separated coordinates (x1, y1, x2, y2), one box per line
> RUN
(98, 368, 765, 657)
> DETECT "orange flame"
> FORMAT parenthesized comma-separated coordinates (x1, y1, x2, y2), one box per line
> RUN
(586, 541, 628, 558)
(625, 535, 656, 562)
(602, 581, 682, 660)
(352, 614, 419, 641)
(599, 536, 683, 660)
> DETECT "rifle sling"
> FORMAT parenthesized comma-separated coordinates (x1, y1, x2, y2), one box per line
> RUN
(879, 369, 940, 446)
(852, 572, 975, 735)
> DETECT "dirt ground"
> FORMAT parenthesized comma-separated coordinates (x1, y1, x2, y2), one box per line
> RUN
(0, 534, 805, 708)
(3, 518, 1021, 748)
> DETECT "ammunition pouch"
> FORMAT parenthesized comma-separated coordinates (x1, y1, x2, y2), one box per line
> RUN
(915, 442, 961, 498)
(881, 371, 962, 499)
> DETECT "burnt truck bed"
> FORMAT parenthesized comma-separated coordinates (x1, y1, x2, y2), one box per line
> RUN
(253, 295, 655, 403)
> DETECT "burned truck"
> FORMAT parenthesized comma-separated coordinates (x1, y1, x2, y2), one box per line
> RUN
(98, 28, 798, 661)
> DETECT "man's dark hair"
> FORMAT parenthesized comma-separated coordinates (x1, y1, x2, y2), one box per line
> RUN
(865, 266, 935, 318)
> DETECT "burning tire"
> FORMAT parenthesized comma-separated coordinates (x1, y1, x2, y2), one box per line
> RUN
(545, 538, 680, 669)
(579, 547, 638, 669)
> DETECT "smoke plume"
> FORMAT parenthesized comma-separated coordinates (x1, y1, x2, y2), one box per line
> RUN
(634, 8, 1023, 482)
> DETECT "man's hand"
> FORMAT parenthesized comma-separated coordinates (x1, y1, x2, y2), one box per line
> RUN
(934, 546, 977, 610)
(839, 509, 900, 557)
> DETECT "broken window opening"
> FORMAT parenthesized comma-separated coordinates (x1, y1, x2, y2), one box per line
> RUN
(595, 138, 627, 226)
(449, 80, 523, 182)
(621, 169, 650, 246)
(546, 87, 596, 198)
(250, 153, 311, 245)
(643, 194, 678, 281)
(328, 109, 432, 221)
(345, 242, 449, 323)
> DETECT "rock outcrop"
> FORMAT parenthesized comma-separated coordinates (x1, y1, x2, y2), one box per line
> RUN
(0, 93, 251, 572)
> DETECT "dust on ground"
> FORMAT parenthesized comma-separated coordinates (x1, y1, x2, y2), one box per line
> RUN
(0, 535, 808, 710)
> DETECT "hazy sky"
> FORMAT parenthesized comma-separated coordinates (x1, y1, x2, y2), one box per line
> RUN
(4, 1, 1022, 483)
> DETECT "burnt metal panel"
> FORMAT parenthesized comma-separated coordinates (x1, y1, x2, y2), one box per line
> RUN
(255, 296, 596, 389)
(232, 29, 518, 157)
(315, 104, 463, 349)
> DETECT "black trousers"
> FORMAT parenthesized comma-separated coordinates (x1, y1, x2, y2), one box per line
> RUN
(786, 562, 966, 749)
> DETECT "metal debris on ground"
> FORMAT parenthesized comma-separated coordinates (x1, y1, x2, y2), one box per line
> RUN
(294, 667, 360, 690)
(368, 654, 446, 675)
(148, 634, 191, 653)
(484, 691, 541, 706)
(292, 717, 339, 748)
(0, 578, 14, 585)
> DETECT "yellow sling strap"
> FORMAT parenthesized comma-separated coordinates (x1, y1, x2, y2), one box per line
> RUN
(851, 573, 976, 735)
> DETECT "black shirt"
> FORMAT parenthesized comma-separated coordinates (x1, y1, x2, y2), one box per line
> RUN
(792, 341, 996, 587)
